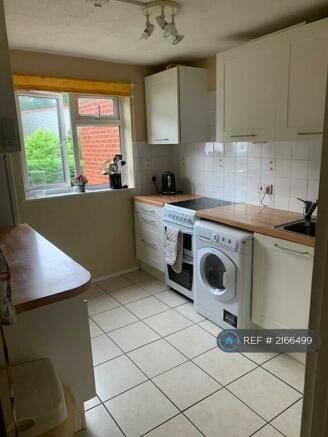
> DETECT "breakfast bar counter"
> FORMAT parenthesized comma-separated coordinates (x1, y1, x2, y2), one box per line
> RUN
(0, 224, 91, 313)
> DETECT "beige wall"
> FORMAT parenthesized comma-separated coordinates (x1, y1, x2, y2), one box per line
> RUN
(9, 50, 156, 278)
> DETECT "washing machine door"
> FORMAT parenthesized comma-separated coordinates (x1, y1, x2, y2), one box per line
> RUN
(198, 247, 236, 302)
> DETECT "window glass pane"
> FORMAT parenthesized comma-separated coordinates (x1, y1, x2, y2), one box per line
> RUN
(77, 97, 115, 117)
(77, 125, 121, 185)
(18, 95, 66, 188)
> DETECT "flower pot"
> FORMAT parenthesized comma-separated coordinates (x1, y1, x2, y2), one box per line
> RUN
(76, 185, 86, 193)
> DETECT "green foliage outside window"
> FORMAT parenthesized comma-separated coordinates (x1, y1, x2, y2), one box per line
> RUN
(25, 128, 76, 185)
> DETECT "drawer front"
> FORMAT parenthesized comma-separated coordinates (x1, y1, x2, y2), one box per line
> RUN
(259, 233, 314, 256)
(135, 212, 163, 241)
(134, 201, 163, 219)
(136, 234, 164, 272)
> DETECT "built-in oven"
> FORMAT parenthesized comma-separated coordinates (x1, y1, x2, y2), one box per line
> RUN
(163, 220, 194, 301)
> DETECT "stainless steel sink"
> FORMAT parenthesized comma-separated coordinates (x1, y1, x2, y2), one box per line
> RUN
(276, 219, 316, 237)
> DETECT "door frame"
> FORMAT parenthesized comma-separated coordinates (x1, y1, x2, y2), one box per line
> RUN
(301, 73, 328, 436)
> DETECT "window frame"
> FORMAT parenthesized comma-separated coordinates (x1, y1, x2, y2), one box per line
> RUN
(16, 90, 126, 197)
(69, 93, 125, 179)
(16, 90, 71, 192)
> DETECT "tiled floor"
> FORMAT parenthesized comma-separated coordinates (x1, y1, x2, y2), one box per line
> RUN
(79, 270, 305, 437)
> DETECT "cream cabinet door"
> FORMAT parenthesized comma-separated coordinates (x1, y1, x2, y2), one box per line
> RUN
(278, 18, 328, 139)
(145, 68, 179, 144)
(217, 34, 286, 142)
(252, 233, 314, 330)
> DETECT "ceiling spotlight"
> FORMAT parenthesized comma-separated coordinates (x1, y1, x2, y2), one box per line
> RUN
(172, 32, 184, 45)
(86, 0, 109, 8)
(156, 5, 168, 30)
(163, 13, 176, 38)
(140, 11, 155, 40)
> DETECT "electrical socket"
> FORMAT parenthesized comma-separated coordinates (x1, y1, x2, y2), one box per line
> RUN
(258, 184, 273, 195)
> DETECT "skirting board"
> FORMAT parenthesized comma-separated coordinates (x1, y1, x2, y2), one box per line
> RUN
(92, 266, 139, 283)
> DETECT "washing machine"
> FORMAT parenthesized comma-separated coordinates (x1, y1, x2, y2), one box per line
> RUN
(194, 220, 254, 330)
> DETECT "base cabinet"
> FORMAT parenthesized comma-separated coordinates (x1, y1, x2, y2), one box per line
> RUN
(134, 201, 165, 272)
(252, 233, 314, 330)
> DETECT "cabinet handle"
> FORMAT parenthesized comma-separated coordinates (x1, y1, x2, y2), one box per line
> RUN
(230, 134, 257, 138)
(141, 216, 156, 224)
(141, 239, 157, 249)
(140, 207, 155, 214)
(273, 243, 311, 256)
(153, 138, 169, 141)
(297, 132, 323, 136)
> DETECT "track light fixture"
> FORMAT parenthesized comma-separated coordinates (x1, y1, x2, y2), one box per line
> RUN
(85, 0, 184, 45)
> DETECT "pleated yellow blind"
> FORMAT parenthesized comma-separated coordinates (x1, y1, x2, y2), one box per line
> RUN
(12, 74, 131, 96)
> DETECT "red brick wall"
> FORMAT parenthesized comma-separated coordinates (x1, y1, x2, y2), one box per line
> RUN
(78, 98, 121, 185)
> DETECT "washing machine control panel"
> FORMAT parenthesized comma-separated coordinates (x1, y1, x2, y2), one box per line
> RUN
(198, 229, 239, 252)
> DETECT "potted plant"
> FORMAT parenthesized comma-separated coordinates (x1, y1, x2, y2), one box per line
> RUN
(74, 174, 88, 193)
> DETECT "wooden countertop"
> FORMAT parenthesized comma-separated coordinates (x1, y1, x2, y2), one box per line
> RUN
(134, 193, 201, 207)
(0, 224, 91, 313)
(197, 203, 315, 247)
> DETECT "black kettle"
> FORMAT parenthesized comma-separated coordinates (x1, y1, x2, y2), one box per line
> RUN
(162, 172, 176, 195)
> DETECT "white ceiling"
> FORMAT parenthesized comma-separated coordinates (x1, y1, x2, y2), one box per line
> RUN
(4, 0, 328, 65)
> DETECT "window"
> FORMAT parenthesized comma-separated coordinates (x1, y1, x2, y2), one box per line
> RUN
(17, 91, 124, 195)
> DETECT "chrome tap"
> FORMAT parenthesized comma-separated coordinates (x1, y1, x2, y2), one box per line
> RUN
(297, 198, 318, 221)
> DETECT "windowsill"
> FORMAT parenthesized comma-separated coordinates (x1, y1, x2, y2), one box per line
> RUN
(24, 185, 135, 201)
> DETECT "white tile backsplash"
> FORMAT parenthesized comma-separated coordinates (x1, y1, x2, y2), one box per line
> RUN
(177, 138, 322, 213)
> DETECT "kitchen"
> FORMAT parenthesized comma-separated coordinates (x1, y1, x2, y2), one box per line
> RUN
(0, 0, 328, 436)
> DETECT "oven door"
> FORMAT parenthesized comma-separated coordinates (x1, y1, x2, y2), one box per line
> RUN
(163, 220, 194, 300)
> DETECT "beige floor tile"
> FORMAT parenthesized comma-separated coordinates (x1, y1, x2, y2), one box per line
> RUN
(156, 290, 188, 307)
(263, 354, 305, 392)
(84, 396, 101, 411)
(242, 351, 280, 365)
(94, 355, 147, 402)
(126, 270, 168, 294)
(91, 334, 123, 366)
(139, 279, 168, 294)
(109, 285, 150, 305)
(128, 339, 187, 378)
(105, 381, 178, 437)
(198, 319, 223, 336)
(83, 284, 106, 300)
(185, 389, 265, 437)
(253, 425, 284, 436)
(144, 309, 193, 336)
(175, 302, 205, 323)
(166, 325, 216, 358)
(272, 399, 303, 437)
(144, 414, 202, 437)
(153, 361, 221, 410)
(108, 321, 160, 352)
(89, 319, 103, 338)
(125, 269, 155, 285)
(228, 368, 302, 421)
(87, 294, 120, 316)
(126, 296, 169, 319)
(76, 404, 124, 437)
(92, 306, 138, 332)
(97, 275, 133, 293)
(193, 348, 256, 385)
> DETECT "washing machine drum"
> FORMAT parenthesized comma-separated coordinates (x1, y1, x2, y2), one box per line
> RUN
(198, 247, 236, 302)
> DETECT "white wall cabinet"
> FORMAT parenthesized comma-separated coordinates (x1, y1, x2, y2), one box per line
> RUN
(252, 233, 314, 331)
(217, 17, 328, 142)
(145, 66, 208, 144)
(134, 201, 165, 272)
(277, 19, 328, 139)
(217, 34, 286, 142)
(0, 0, 21, 153)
